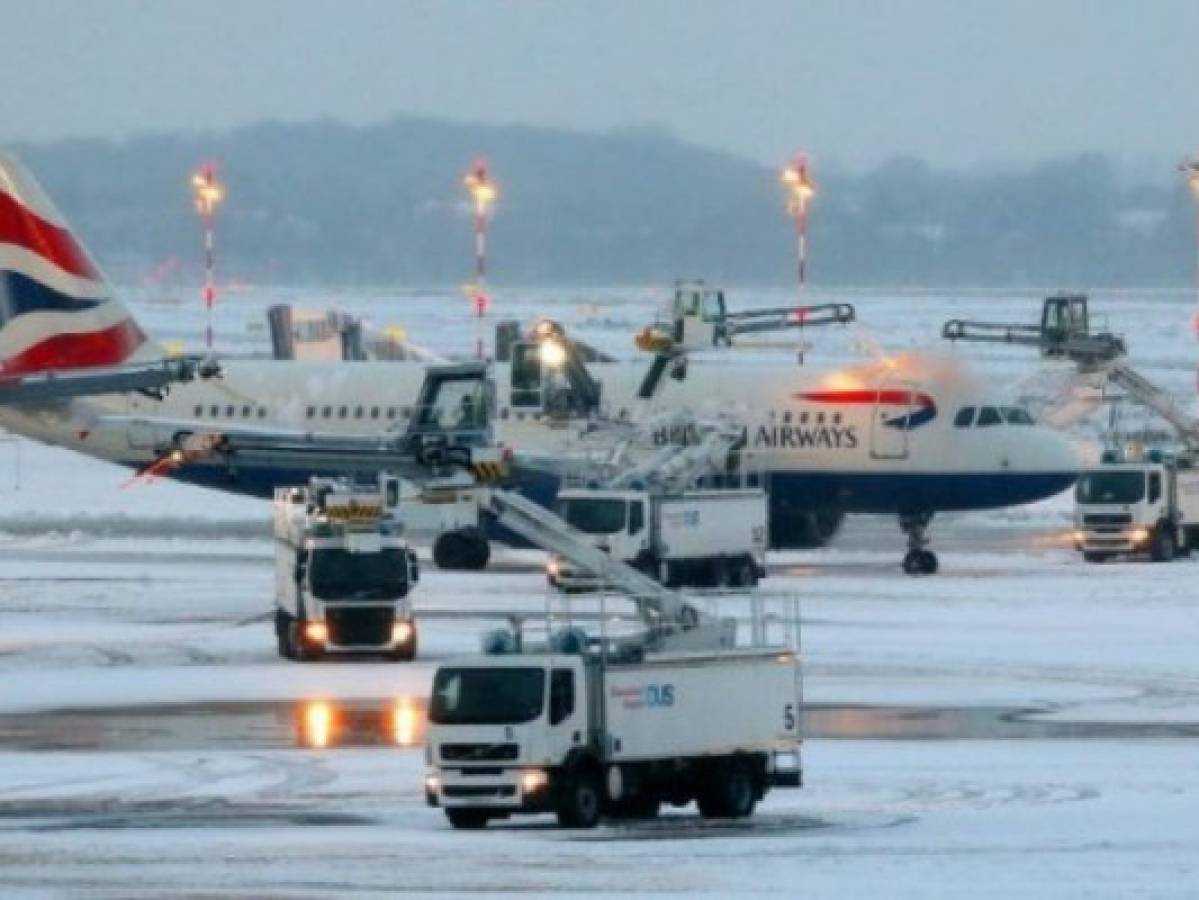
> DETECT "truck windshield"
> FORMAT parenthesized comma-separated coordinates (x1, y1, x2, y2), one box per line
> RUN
(428, 667, 545, 725)
(308, 548, 408, 600)
(1076, 471, 1145, 504)
(558, 498, 626, 535)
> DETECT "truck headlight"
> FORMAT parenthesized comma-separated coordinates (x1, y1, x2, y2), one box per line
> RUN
(1071, 529, 1085, 545)
(392, 620, 413, 645)
(304, 621, 328, 644)
(425, 772, 441, 793)
(546, 560, 559, 578)
(520, 769, 549, 793)
(1131, 527, 1150, 545)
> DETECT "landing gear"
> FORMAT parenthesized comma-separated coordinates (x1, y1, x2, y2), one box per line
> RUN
(899, 513, 939, 576)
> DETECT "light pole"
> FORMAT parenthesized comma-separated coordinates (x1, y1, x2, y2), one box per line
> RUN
(191, 163, 225, 350)
(781, 153, 816, 362)
(463, 157, 497, 359)
(1181, 157, 1199, 335)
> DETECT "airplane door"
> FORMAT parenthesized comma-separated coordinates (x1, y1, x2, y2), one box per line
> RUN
(869, 381, 914, 460)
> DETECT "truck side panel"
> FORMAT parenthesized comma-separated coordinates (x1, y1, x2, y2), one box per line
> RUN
(1178, 471, 1199, 525)
(656, 492, 767, 559)
(604, 651, 798, 762)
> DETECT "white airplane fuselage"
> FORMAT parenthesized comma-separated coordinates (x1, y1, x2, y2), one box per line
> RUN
(0, 351, 1080, 542)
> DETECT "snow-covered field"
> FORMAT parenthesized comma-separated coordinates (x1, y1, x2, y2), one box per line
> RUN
(1, 287, 1198, 897)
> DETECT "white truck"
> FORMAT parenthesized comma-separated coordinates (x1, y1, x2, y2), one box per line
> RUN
(273, 475, 420, 661)
(1073, 456, 1199, 561)
(424, 642, 801, 829)
(546, 487, 768, 590)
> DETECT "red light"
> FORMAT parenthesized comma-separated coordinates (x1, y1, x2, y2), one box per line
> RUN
(473, 292, 489, 316)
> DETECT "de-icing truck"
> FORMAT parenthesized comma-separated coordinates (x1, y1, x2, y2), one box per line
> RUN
(274, 475, 419, 661)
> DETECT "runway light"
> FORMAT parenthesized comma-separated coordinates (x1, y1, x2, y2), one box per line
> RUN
(301, 700, 334, 749)
(393, 697, 418, 746)
(304, 621, 329, 644)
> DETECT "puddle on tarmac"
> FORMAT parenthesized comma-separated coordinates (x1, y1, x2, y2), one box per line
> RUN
(2, 700, 1198, 753)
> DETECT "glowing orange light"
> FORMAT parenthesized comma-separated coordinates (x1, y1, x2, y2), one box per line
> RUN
(781, 154, 815, 214)
(191, 164, 225, 218)
(302, 700, 334, 749)
(393, 698, 418, 746)
(463, 158, 497, 216)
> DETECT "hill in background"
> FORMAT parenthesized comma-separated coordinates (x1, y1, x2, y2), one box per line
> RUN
(13, 116, 1197, 288)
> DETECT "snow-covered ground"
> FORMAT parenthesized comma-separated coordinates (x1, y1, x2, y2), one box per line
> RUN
(1, 287, 1198, 896)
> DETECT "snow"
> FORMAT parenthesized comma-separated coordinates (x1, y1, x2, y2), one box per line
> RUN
(1, 286, 1198, 895)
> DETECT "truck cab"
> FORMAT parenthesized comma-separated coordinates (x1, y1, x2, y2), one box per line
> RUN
(274, 475, 420, 660)
(1073, 456, 1199, 561)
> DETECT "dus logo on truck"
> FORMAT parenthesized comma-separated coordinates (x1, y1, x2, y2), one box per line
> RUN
(611, 683, 675, 710)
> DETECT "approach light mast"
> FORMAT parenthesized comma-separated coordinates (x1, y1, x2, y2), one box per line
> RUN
(190, 163, 225, 350)
(781, 153, 816, 363)
(463, 158, 497, 360)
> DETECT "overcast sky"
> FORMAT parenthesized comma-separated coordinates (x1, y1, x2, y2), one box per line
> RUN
(3, 0, 1198, 170)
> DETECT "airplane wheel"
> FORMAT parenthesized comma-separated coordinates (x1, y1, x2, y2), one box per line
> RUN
(903, 550, 938, 576)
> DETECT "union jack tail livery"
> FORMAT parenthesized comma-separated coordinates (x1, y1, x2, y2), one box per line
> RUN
(0, 153, 149, 378)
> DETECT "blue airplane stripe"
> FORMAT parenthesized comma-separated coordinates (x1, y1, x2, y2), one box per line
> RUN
(0, 270, 105, 323)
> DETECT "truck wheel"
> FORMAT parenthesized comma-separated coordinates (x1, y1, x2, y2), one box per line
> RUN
(458, 527, 491, 570)
(432, 531, 463, 569)
(698, 758, 757, 819)
(1151, 528, 1175, 562)
(445, 808, 490, 830)
(557, 768, 603, 829)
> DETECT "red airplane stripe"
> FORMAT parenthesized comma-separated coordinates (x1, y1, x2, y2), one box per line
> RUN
(798, 389, 934, 407)
(0, 190, 100, 281)
(0, 320, 145, 376)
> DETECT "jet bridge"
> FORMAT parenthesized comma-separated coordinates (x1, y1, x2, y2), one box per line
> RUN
(943, 293, 1199, 452)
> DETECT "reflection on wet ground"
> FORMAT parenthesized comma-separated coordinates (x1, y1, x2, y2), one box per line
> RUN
(2, 700, 1197, 753)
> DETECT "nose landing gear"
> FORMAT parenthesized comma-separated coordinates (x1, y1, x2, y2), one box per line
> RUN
(900, 513, 938, 575)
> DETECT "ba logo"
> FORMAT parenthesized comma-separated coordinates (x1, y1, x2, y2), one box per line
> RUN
(645, 684, 675, 708)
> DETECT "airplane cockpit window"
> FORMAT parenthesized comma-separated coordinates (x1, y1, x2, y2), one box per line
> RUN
(954, 407, 976, 428)
(701, 290, 725, 323)
(1001, 406, 1034, 425)
(977, 407, 1002, 427)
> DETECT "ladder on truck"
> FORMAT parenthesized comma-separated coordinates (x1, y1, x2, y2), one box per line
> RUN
(481, 487, 734, 652)
(943, 293, 1199, 452)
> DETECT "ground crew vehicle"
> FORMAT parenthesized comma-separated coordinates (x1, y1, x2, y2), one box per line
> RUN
(274, 475, 419, 660)
(547, 487, 767, 589)
(1073, 455, 1199, 561)
(424, 640, 801, 830)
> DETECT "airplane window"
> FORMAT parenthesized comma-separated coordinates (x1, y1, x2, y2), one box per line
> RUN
(833, 413, 843, 425)
(816, 412, 826, 425)
(322, 406, 332, 418)
(209, 405, 220, 417)
(194, 405, 203, 417)
(954, 407, 975, 428)
(800, 412, 809, 424)
(306, 406, 315, 419)
(403, 407, 412, 419)
(257, 407, 267, 419)
(338, 406, 348, 419)
(783, 411, 793, 424)
(241, 405, 252, 418)
(225, 405, 235, 417)
(370, 407, 380, 419)
(1002, 407, 1034, 426)
(977, 407, 1002, 427)
(386, 407, 397, 419)
(354, 406, 364, 418)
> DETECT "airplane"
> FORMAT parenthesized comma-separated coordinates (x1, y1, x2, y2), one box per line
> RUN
(0, 154, 1081, 574)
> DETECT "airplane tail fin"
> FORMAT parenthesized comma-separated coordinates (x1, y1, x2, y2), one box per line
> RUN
(0, 152, 152, 377)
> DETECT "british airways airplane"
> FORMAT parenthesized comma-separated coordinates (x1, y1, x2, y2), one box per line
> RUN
(0, 154, 1080, 574)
